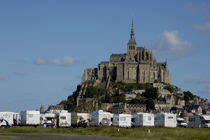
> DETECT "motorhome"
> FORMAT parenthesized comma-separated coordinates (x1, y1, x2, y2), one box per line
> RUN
(90, 110, 113, 126)
(58, 111, 71, 127)
(20, 110, 40, 126)
(112, 114, 132, 128)
(71, 112, 90, 127)
(188, 114, 210, 128)
(132, 113, 154, 127)
(154, 113, 177, 127)
(0, 112, 16, 126)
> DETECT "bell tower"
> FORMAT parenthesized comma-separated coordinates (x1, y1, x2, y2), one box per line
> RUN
(127, 20, 137, 61)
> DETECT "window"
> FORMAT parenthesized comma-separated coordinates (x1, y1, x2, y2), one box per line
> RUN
(168, 116, 173, 119)
(28, 114, 33, 118)
(60, 116, 66, 120)
(148, 116, 151, 120)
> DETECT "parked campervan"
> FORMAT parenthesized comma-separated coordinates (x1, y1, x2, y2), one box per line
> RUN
(20, 110, 40, 126)
(112, 114, 132, 128)
(132, 113, 154, 127)
(90, 110, 113, 126)
(188, 114, 210, 128)
(154, 113, 177, 127)
(58, 111, 71, 127)
(0, 112, 16, 126)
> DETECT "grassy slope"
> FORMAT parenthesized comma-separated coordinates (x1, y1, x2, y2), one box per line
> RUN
(0, 126, 210, 140)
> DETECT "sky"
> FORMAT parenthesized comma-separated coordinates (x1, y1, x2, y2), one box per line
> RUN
(0, 0, 210, 112)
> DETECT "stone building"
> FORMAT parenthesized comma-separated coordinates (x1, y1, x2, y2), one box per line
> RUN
(82, 23, 171, 86)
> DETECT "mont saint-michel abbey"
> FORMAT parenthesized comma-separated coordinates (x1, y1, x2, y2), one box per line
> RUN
(82, 23, 171, 85)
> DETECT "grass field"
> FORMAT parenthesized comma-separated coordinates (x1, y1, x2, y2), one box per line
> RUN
(0, 126, 210, 140)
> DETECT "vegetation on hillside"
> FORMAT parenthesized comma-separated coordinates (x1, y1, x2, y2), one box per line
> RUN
(184, 91, 196, 105)
(59, 81, 199, 112)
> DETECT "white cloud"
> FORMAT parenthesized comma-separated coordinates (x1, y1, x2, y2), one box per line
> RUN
(33, 56, 75, 67)
(193, 22, 210, 32)
(154, 31, 191, 60)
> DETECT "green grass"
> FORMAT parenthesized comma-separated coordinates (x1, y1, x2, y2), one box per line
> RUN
(0, 126, 210, 140)
(0, 136, 11, 140)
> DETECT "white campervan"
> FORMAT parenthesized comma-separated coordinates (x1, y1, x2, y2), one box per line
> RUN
(188, 114, 210, 128)
(154, 113, 177, 127)
(90, 110, 113, 126)
(112, 114, 132, 128)
(20, 110, 40, 126)
(58, 111, 71, 127)
(0, 112, 15, 126)
(132, 113, 154, 127)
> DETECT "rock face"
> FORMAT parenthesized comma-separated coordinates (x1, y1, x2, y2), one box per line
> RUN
(82, 23, 171, 86)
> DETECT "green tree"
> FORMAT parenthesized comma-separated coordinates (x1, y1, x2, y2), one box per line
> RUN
(145, 98, 155, 111)
(164, 84, 175, 93)
(184, 91, 195, 104)
(142, 87, 158, 99)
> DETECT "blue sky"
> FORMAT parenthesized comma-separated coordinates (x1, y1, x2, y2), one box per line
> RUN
(0, 0, 210, 112)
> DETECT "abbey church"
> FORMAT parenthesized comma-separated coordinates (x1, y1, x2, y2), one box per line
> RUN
(82, 23, 171, 86)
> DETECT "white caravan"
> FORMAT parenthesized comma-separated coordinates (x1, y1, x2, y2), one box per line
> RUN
(0, 112, 15, 126)
(90, 110, 113, 126)
(71, 112, 90, 127)
(20, 110, 40, 126)
(58, 111, 71, 127)
(132, 113, 154, 127)
(112, 114, 132, 128)
(188, 114, 210, 128)
(154, 113, 177, 127)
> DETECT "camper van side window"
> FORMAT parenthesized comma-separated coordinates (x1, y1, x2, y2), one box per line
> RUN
(28, 114, 33, 118)
(148, 116, 151, 120)
(168, 117, 173, 119)
(61, 116, 66, 120)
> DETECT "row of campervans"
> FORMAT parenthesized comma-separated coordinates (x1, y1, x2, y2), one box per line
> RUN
(88, 110, 178, 128)
(1, 110, 210, 128)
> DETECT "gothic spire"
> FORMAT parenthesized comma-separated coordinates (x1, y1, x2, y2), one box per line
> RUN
(131, 20, 134, 39)
(128, 20, 137, 45)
